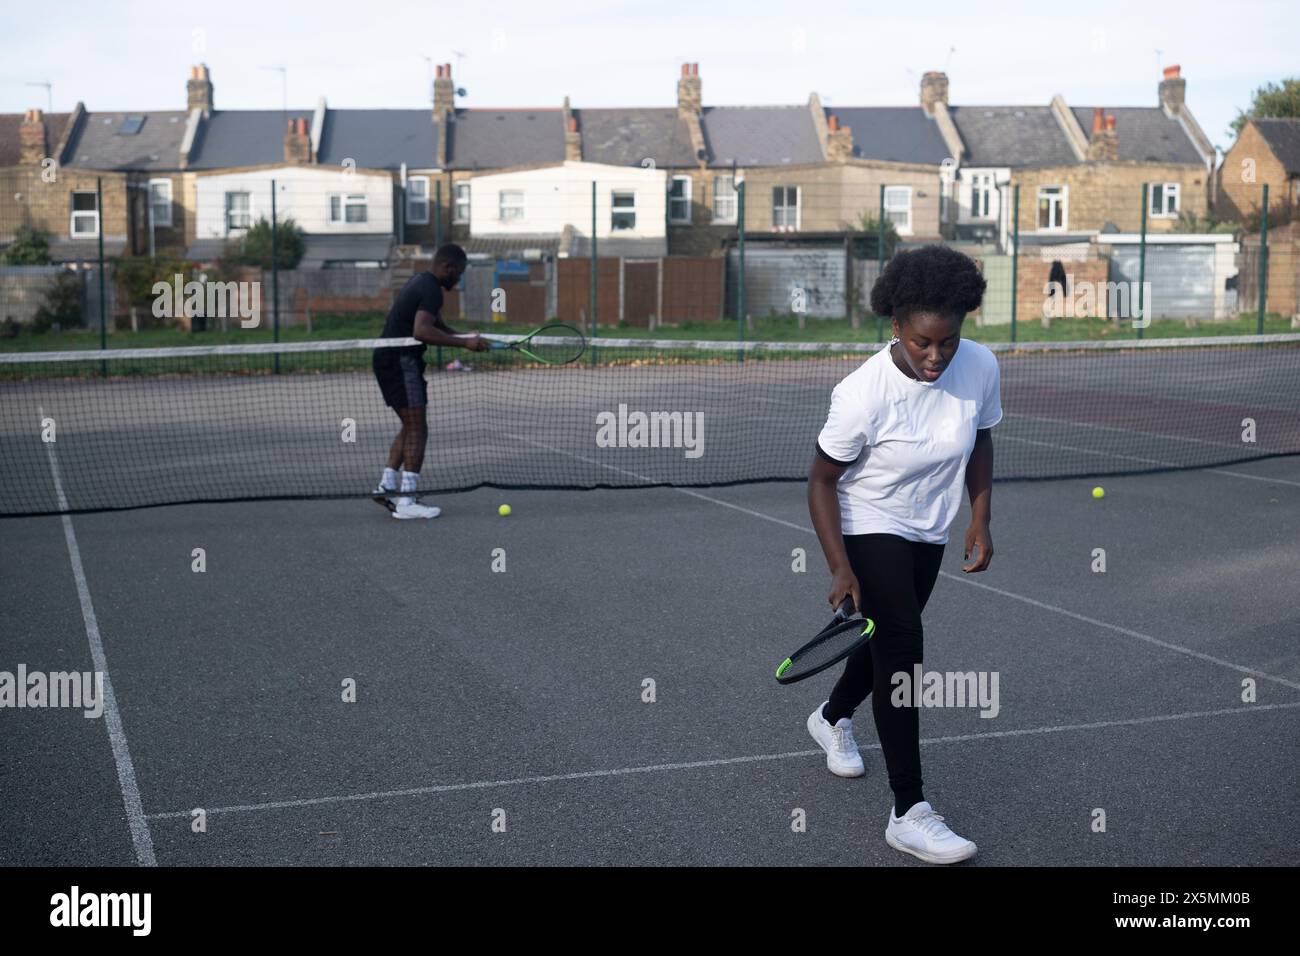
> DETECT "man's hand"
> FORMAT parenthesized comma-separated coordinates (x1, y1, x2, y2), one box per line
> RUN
(462, 333, 491, 352)
(962, 521, 993, 573)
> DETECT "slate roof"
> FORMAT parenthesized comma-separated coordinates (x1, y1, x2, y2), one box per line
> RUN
(0, 112, 74, 166)
(824, 107, 950, 164)
(1253, 118, 1300, 175)
(700, 106, 823, 167)
(64, 111, 190, 170)
(1070, 106, 1203, 164)
(947, 106, 1077, 168)
(316, 110, 437, 169)
(186, 110, 313, 169)
(445, 109, 565, 169)
(574, 108, 698, 167)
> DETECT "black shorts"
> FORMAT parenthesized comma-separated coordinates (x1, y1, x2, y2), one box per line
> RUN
(373, 349, 427, 409)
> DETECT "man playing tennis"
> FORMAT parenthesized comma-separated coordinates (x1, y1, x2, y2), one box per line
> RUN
(806, 245, 1000, 864)
(372, 243, 488, 519)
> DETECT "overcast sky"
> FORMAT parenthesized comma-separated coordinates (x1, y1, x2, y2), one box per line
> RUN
(2, 0, 1295, 156)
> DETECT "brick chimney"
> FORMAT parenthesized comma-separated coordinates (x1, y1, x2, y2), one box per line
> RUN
(188, 64, 214, 117)
(825, 114, 853, 162)
(920, 71, 949, 116)
(19, 109, 47, 165)
(1158, 64, 1185, 115)
(677, 62, 702, 116)
(1086, 108, 1118, 161)
(565, 115, 582, 161)
(434, 63, 455, 119)
(284, 117, 312, 164)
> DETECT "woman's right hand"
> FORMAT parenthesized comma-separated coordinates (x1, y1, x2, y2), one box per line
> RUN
(828, 567, 862, 617)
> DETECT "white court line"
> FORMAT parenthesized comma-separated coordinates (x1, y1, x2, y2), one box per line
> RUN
(146, 701, 1300, 820)
(509, 434, 1300, 691)
(1000, 431, 1300, 488)
(40, 406, 157, 867)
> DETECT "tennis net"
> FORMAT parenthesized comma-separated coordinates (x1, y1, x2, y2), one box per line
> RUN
(2, 332, 1298, 516)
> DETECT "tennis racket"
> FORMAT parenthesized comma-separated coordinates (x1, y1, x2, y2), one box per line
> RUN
(774, 597, 876, 685)
(486, 322, 586, 365)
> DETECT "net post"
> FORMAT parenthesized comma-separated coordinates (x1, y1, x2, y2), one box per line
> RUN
(737, 177, 746, 362)
(271, 179, 280, 372)
(1137, 183, 1148, 340)
(97, 176, 106, 376)
(1010, 185, 1020, 344)
(1258, 183, 1269, 335)
(590, 180, 597, 367)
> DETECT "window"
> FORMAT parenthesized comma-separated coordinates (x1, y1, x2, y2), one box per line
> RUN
(969, 173, 994, 220)
(499, 190, 524, 221)
(70, 191, 99, 236)
(669, 176, 692, 224)
(712, 175, 737, 223)
(148, 178, 173, 228)
(611, 191, 636, 231)
(884, 186, 912, 233)
(329, 194, 369, 224)
(118, 116, 145, 136)
(1149, 183, 1180, 218)
(1037, 185, 1067, 231)
(406, 177, 429, 225)
(454, 182, 470, 223)
(225, 191, 251, 232)
(772, 186, 800, 229)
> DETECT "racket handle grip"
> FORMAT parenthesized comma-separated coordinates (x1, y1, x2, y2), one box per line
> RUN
(836, 595, 856, 620)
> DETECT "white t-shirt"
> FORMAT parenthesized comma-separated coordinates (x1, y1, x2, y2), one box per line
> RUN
(815, 338, 1003, 544)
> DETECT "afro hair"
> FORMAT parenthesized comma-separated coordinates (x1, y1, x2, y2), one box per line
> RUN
(869, 245, 986, 322)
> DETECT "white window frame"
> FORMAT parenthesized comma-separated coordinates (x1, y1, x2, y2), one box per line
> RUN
(1149, 182, 1180, 218)
(70, 190, 99, 237)
(1036, 185, 1068, 232)
(611, 190, 636, 232)
(884, 186, 913, 234)
(148, 178, 173, 228)
(499, 190, 524, 221)
(406, 176, 430, 225)
(329, 193, 369, 225)
(969, 173, 995, 221)
(772, 185, 800, 230)
(712, 175, 737, 224)
(225, 191, 251, 233)
(453, 182, 471, 224)
(669, 176, 692, 224)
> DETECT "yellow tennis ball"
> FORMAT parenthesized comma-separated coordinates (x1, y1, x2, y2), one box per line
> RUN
(498, 504, 512, 516)
(1092, 486, 1105, 499)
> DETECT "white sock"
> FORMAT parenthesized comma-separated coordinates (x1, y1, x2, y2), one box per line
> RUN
(397, 470, 419, 507)
(380, 467, 399, 490)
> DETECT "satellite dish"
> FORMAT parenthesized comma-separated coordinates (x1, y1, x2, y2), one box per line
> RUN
(456, 87, 467, 97)
(696, 147, 708, 161)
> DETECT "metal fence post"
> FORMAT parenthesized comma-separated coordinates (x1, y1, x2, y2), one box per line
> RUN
(876, 183, 886, 342)
(590, 180, 597, 367)
(737, 178, 746, 360)
(97, 176, 106, 375)
(1137, 183, 1148, 340)
(271, 179, 280, 372)
(1010, 185, 1020, 344)
(1258, 183, 1270, 334)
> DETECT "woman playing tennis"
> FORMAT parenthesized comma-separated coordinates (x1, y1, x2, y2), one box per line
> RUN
(806, 245, 1001, 864)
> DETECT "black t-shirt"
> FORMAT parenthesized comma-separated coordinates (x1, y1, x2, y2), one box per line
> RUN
(380, 272, 443, 357)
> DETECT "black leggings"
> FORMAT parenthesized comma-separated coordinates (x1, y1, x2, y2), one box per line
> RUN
(824, 533, 944, 816)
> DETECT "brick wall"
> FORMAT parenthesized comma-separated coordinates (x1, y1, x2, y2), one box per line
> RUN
(1011, 161, 1208, 234)
(1217, 121, 1298, 224)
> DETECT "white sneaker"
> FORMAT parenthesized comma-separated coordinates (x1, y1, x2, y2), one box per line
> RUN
(371, 485, 397, 512)
(885, 801, 977, 864)
(391, 500, 442, 520)
(806, 702, 865, 777)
